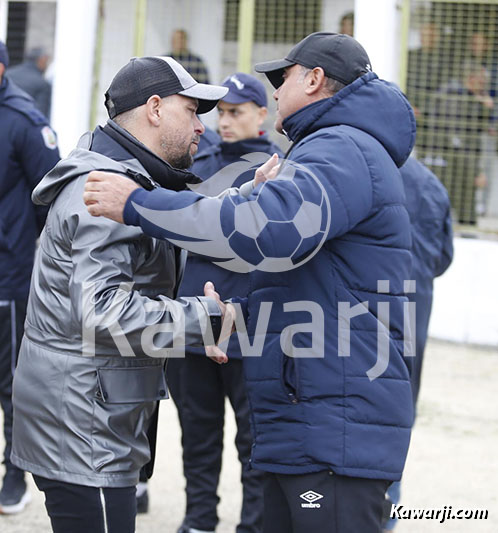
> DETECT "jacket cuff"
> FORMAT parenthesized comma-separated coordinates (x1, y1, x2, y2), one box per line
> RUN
(195, 296, 222, 344)
(239, 180, 255, 198)
(124, 188, 149, 226)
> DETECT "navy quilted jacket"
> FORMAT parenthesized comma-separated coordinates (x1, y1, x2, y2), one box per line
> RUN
(124, 72, 416, 480)
(0, 78, 60, 300)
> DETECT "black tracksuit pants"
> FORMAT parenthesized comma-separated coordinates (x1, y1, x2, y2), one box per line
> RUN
(33, 475, 136, 533)
(167, 355, 264, 533)
(263, 470, 390, 533)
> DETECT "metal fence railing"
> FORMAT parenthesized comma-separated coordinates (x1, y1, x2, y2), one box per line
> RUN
(402, 0, 498, 230)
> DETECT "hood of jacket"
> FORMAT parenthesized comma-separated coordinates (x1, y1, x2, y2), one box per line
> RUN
(0, 76, 34, 107)
(31, 131, 147, 206)
(33, 120, 205, 206)
(282, 72, 416, 168)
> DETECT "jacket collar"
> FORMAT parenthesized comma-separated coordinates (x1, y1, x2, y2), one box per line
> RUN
(281, 72, 416, 167)
(282, 73, 378, 143)
(93, 120, 202, 191)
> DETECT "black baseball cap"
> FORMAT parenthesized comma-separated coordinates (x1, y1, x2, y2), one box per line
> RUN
(105, 56, 228, 118)
(254, 32, 372, 89)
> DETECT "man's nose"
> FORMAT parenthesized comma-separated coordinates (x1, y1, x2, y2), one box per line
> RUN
(194, 115, 205, 135)
(273, 88, 279, 101)
(218, 114, 230, 128)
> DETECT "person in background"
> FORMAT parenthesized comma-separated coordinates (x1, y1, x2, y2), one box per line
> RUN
(0, 40, 60, 515)
(422, 61, 494, 224)
(339, 11, 354, 37)
(382, 156, 454, 531)
(197, 125, 221, 154)
(467, 30, 498, 217)
(7, 47, 52, 118)
(173, 72, 282, 533)
(169, 28, 210, 84)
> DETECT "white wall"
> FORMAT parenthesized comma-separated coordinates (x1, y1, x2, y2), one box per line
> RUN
(354, 0, 401, 83)
(51, 0, 99, 156)
(429, 237, 498, 347)
(25, 2, 57, 54)
(322, 0, 354, 32)
(93, 0, 137, 128)
(0, 0, 8, 41)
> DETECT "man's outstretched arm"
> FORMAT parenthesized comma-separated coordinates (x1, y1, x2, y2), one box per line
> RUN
(83, 153, 280, 223)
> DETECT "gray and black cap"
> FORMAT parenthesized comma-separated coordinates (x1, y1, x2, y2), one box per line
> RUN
(105, 56, 228, 118)
(254, 32, 372, 89)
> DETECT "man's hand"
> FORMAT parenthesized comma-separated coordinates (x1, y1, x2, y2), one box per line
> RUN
(254, 153, 280, 187)
(83, 171, 140, 223)
(203, 281, 236, 364)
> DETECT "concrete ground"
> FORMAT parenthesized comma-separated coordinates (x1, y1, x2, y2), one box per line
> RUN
(1, 339, 497, 532)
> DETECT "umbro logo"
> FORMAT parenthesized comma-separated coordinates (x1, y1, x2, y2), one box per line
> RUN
(300, 490, 323, 509)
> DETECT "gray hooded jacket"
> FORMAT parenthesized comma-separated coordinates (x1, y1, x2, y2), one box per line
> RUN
(11, 131, 221, 487)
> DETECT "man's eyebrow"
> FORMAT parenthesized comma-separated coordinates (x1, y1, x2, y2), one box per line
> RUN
(218, 105, 238, 112)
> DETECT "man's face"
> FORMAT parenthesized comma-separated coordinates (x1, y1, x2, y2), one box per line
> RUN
(172, 30, 187, 54)
(420, 23, 440, 50)
(471, 33, 488, 58)
(272, 65, 308, 133)
(340, 18, 354, 37)
(465, 66, 488, 95)
(37, 55, 49, 73)
(217, 101, 266, 142)
(159, 94, 205, 168)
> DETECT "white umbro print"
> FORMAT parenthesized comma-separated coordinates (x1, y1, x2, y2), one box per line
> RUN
(300, 490, 324, 509)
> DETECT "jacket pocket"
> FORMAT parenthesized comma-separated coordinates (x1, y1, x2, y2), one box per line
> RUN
(91, 365, 167, 473)
(281, 354, 299, 404)
(96, 365, 168, 403)
(0, 220, 10, 252)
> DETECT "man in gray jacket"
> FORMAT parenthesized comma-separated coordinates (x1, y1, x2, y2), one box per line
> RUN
(10, 56, 231, 532)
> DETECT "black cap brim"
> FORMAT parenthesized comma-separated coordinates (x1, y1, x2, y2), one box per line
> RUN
(254, 58, 295, 89)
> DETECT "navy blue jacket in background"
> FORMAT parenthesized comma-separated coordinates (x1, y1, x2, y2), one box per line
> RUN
(178, 134, 283, 359)
(400, 157, 453, 404)
(124, 72, 417, 481)
(0, 78, 60, 300)
(197, 125, 220, 154)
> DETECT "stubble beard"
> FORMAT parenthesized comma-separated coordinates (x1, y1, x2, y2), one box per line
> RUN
(160, 134, 195, 170)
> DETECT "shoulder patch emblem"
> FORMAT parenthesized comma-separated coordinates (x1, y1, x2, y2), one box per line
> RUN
(41, 126, 58, 150)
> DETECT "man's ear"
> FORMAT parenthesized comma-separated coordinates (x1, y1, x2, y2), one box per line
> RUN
(257, 105, 268, 127)
(145, 95, 162, 126)
(0, 63, 5, 81)
(304, 67, 326, 96)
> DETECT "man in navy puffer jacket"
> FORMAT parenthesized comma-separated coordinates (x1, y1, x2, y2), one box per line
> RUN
(84, 33, 417, 532)
(172, 73, 282, 533)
